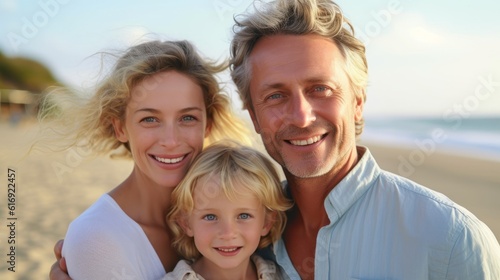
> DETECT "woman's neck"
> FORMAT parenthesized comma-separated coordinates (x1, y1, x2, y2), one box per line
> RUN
(109, 166, 179, 271)
(109, 166, 174, 227)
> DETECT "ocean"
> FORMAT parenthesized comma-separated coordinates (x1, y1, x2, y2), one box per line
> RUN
(361, 115, 500, 162)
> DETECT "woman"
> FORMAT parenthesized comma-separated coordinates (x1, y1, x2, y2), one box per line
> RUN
(42, 40, 252, 279)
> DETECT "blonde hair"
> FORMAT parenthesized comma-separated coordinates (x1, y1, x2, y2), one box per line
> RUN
(168, 141, 292, 261)
(230, 0, 368, 137)
(36, 40, 252, 157)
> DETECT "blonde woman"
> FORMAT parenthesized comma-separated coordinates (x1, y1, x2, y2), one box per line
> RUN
(43, 40, 252, 279)
(164, 141, 292, 279)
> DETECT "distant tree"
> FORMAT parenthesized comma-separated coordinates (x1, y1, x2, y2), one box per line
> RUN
(0, 50, 60, 92)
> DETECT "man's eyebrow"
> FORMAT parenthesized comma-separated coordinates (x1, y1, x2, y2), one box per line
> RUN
(258, 82, 286, 92)
(259, 78, 342, 91)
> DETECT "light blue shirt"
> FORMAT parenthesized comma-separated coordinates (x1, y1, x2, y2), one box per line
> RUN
(274, 147, 500, 280)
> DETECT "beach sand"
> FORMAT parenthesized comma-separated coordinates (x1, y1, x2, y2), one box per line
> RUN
(0, 122, 498, 279)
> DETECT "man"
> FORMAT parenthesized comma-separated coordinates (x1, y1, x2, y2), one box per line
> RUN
(229, 0, 500, 279)
(51, 0, 500, 279)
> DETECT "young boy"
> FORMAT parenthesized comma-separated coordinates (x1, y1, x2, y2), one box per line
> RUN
(164, 141, 292, 280)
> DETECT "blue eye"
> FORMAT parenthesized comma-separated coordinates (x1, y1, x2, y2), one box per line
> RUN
(268, 93, 283, 100)
(311, 86, 333, 96)
(181, 115, 196, 122)
(239, 213, 251, 219)
(141, 117, 157, 123)
(203, 214, 216, 221)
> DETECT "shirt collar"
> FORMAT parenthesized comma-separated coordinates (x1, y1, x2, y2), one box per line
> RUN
(323, 146, 380, 224)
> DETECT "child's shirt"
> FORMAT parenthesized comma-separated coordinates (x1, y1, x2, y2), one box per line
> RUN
(162, 254, 285, 280)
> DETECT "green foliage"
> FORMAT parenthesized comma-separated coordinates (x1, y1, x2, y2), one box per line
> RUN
(0, 50, 60, 92)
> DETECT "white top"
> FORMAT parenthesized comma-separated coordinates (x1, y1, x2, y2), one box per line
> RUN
(62, 194, 166, 280)
(274, 147, 500, 279)
(162, 254, 285, 280)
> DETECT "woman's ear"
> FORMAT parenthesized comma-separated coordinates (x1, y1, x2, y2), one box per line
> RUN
(204, 120, 212, 138)
(261, 211, 276, 236)
(111, 118, 128, 143)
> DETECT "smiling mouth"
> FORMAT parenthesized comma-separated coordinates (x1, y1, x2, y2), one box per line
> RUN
(216, 247, 241, 253)
(287, 135, 324, 146)
(152, 155, 185, 164)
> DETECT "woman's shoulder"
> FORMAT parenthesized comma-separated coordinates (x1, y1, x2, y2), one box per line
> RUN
(61, 194, 161, 279)
(64, 194, 138, 244)
(68, 193, 125, 225)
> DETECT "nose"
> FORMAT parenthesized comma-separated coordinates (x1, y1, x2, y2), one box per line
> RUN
(218, 219, 238, 240)
(158, 122, 179, 147)
(285, 92, 316, 128)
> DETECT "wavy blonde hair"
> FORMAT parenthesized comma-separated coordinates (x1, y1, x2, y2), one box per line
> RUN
(167, 141, 292, 261)
(230, 0, 368, 137)
(36, 40, 252, 157)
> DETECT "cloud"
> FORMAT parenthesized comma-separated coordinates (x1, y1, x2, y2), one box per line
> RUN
(0, 0, 17, 12)
(374, 13, 447, 53)
(112, 26, 155, 46)
(363, 12, 500, 116)
(374, 12, 500, 57)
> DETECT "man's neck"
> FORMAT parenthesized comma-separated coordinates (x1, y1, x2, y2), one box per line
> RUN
(284, 145, 362, 232)
(281, 146, 363, 280)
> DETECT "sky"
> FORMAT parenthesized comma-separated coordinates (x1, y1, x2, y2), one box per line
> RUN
(1, 0, 499, 117)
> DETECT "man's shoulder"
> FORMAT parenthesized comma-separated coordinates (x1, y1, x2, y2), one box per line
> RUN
(374, 169, 487, 233)
(378, 169, 453, 204)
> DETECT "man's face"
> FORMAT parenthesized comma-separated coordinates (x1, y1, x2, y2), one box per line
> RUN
(248, 34, 363, 179)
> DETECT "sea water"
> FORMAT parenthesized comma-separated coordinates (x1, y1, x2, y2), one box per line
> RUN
(362, 115, 500, 162)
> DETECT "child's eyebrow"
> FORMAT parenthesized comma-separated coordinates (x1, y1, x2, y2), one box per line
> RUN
(192, 207, 260, 212)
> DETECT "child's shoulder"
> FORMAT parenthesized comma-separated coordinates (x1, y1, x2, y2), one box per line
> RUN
(252, 254, 287, 280)
(162, 259, 203, 280)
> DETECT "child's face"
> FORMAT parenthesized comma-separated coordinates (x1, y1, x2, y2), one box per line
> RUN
(113, 71, 208, 189)
(183, 175, 272, 272)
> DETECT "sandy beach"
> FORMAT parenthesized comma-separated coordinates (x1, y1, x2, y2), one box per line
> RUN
(0, 122, 499, 279)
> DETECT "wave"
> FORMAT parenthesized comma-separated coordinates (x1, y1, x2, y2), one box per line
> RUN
(362, 116, 500, 161)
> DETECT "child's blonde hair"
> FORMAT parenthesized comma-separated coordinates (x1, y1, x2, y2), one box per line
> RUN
(36, 40, 252, 157)
(168, 141, 292, 261)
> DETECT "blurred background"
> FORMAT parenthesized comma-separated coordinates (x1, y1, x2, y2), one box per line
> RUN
(0, 0, 499, 279)
(1, 0, 499, 154)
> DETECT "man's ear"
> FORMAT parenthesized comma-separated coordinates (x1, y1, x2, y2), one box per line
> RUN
(354, 90, 365, 123)
(177, 216, 194, 237)
(261, 211, 276, 236)
(248, 108, 261, 134)
(111, 118, 128, 143)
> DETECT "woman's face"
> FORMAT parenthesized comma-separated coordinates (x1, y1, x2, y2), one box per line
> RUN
(113, 70, 209, 188)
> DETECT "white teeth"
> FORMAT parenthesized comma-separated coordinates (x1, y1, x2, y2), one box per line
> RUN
(290, 135, 322, 146)
(154, 155, 184, 164)
(218, 248, 237, 252)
